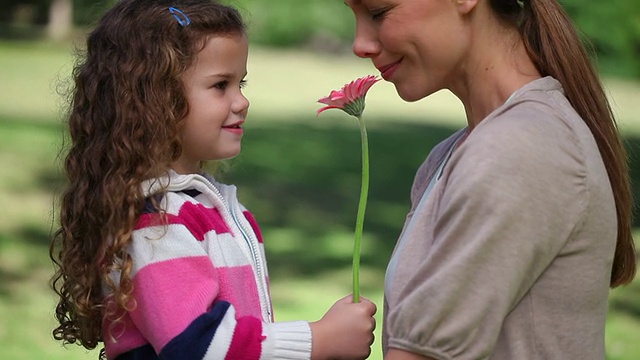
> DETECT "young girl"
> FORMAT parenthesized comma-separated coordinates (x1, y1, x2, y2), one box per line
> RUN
(49, 1, 376, 359)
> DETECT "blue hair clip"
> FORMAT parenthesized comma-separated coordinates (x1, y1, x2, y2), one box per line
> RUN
(169, 7, 191, 26)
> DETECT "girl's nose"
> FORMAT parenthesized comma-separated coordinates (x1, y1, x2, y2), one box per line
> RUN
(352, 22, 380, 59)
(233, 93, 250, 115)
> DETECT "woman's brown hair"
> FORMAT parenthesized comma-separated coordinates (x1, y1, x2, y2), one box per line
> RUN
(49, 0, 245, 352)
(491, 0, 636, 287)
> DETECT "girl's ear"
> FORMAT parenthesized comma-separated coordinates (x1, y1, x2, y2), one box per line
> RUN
(454, 0, 479, 15)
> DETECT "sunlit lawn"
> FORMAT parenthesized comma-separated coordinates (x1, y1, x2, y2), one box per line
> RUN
(0, 40, 639, 360)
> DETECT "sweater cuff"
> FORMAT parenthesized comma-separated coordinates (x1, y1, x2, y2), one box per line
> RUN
(262, 320, 312, 359)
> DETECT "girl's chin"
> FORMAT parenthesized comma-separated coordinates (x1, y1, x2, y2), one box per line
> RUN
(215, 148, 242, 161)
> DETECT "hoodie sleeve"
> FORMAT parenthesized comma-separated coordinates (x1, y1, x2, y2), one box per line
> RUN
(105, 193, 312, 360)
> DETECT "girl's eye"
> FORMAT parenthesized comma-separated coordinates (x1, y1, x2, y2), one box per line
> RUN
(214, 80, 228, 90)
(213, 80, 247, 90)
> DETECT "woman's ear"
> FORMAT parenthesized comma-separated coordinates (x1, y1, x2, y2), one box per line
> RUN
(454, 0, 479, 15)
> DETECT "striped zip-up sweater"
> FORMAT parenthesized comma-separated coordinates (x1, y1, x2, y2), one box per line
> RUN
(103, 172, 312, 360)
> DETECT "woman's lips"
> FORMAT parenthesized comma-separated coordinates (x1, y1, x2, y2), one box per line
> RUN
(377, 59, 402, 80)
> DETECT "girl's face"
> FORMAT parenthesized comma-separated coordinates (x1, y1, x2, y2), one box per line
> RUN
(346, 0, 473, 102)
(173, 33, 250, 174)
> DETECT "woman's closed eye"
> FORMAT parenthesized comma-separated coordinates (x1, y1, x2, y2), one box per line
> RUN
(370, 7, 389, 21)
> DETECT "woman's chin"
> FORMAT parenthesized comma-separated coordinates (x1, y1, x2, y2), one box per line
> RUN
(396, 87, 427, 102)
(394, 80, 438, 102)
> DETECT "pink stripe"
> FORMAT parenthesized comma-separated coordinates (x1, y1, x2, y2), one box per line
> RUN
(225, 316, 264, 360)
(103, 299, 149, 359)
(103, 316, 149, 359)
(129, 256, 218, 351)
(242, 211, 264, 243)
(216, 265, 262, 318)
(136, 201, 231, 241)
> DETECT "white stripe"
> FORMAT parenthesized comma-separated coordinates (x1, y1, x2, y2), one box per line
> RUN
(130, 225, 208, 275)
(202, 306, 236, 360)
(205, 233, 254, 268)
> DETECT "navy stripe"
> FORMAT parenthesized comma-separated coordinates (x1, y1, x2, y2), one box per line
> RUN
(179, 189, 202, 198)
(141, 189, 200, 215)
(141, 194, 163, 215)
(114, 343, 158, 360)
(159, 301, 232, 360)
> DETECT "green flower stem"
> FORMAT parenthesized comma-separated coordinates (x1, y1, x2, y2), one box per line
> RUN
(353, 115, 369, 303)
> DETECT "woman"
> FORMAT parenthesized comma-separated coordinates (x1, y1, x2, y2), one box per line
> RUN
(344, 0, 636, 359)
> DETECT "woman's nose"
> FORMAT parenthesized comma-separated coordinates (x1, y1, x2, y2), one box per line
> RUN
(352, 22, 380, 58)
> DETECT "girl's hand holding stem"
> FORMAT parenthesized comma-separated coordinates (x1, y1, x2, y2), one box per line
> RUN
(310, 295, 377, 360)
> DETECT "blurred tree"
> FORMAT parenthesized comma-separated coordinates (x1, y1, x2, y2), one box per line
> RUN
(1, 0, 49, 24)
(0, 0, 637, 77)
(561, 0, 640, 77)
(72, 0, 115, 27)
(47, 0, 72, 41)
(0, 0, 113, 39)
(224, 0, 355, 52)
(224, 0, 640, 77)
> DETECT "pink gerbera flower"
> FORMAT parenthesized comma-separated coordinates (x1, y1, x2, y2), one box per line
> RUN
(316, 75, 380, 302)
(316, 75, 380, 118)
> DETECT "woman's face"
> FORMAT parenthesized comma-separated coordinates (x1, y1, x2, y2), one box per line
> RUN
(346, 0, 473, 102)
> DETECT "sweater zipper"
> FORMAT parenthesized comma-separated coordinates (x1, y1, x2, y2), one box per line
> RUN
(203, 178, 272, 321)
(229, 200, 272, 320)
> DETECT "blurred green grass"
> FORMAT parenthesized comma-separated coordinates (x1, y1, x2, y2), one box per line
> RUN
(0, 40, 638, 360)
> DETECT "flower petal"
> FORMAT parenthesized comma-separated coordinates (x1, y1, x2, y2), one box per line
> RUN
(316, 75, 380, 118)
(316, 105, 343, 116)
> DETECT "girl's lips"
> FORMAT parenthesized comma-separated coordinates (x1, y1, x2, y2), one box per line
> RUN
(378, 59, 402, 80)
(222, 121, 244, 134)
(222, 126, 243, 135)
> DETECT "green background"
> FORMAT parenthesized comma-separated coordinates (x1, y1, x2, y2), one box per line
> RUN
(0, 1, 639, 359)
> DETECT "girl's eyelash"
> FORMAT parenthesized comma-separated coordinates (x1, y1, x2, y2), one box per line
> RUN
(213, 79, 247, 90)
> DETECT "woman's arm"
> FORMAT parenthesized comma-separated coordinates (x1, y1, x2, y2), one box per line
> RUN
(387, 348, 435, 360)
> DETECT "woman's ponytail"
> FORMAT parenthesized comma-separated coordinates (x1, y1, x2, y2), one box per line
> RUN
(492, 0, 636, 287)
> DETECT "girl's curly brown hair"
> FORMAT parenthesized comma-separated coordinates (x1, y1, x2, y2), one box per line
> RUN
(49, 0, 245, 353)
